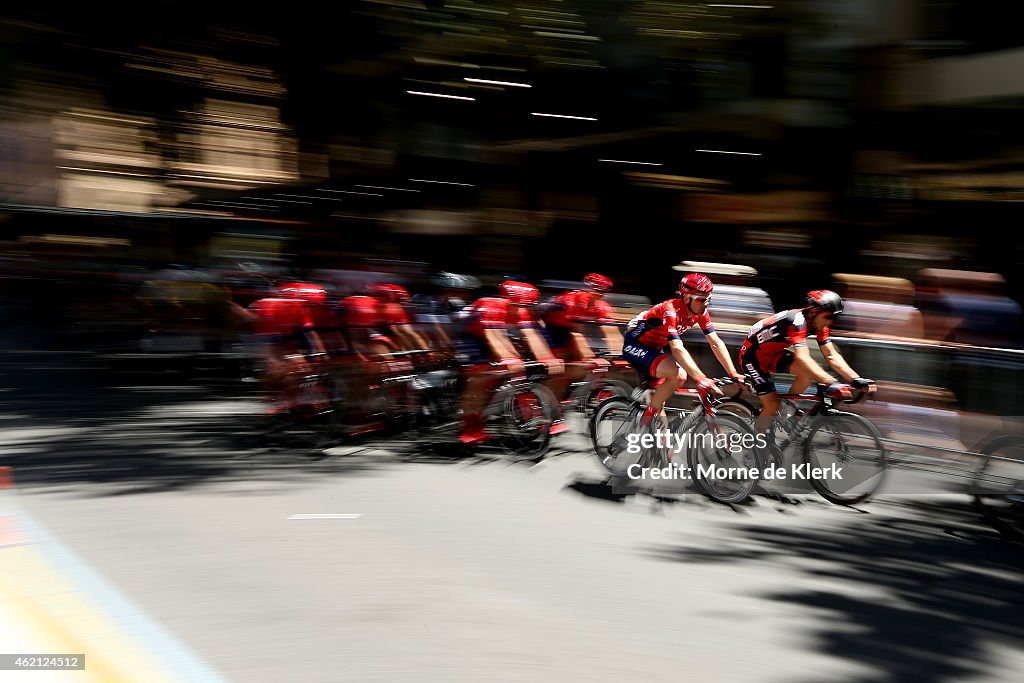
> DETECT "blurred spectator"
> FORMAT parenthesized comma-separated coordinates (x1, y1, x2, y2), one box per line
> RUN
(916, 269, 1023, 348)
(832, 274, 924, 340)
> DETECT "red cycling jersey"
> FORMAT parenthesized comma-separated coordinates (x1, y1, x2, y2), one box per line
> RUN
(463, 297, 536, 338)
(380, 301, 410, 326)
(739, 309, 832, 371)
(341, 295, 382, 329)
(626, 298, 715, 350)
(542, 290, 615, 329)
(249, 297, 315, 349)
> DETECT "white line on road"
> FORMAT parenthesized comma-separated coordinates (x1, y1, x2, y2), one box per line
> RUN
(287, 514, 364, 520)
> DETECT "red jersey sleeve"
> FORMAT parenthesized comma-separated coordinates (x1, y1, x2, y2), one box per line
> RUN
(661, 302, 681, 341)
(382, 302, 409, 326)
(516, 305, 537, 329)
(787, 319, 809, 347)
(474, 298, 507, 329)
(697, 311, 715, 335)
(590, 298, 616, 325)
(816, 325, 832, 345)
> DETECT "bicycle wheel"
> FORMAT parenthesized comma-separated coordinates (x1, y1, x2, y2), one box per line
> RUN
(972, 435, 1024, 542)
(803, 412, 887, 506)
(686, 412, 761, 504)
(286, 373, 346, 448)
(583, 379, 633, 417)
(589, 397, 646, 477)
(496, 382, 556, 462)
(712, 396, 758, 421)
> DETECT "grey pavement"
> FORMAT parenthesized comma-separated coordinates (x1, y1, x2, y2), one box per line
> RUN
(2, 356, 1023, 682)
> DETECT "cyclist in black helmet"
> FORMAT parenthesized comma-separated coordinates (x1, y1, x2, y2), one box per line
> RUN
(738, 290, 877, 435)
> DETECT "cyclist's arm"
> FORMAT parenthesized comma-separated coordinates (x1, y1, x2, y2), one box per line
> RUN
(303, 329, 326, 355)
(705, 331, 741, 378)
(666, 339, 707, 382)
(790, 345, 836, 385)
(483, 328, 520, 361)
(521, 328, 564, 373)
(819, 341, 859, 384)
(600, 325, 624, 356)
(393, 323, 432, 353)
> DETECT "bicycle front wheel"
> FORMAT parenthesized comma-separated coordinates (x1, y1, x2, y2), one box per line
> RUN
(972, 435, 1024, 542)
(803, 412, 887, 506)
(686, 412, 761, 504)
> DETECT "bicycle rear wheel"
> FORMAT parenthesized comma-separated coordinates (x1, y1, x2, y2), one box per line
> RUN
(712, 397, 758, 421)
(285, 372, 346, 448)
(972, 435, 1024, 542)
(495, 382, 556, 462)
(589, 397, 645, 477)
(686, 412, 760, 504)
(803, 412, 887, 506)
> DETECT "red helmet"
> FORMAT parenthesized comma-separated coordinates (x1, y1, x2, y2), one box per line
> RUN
(277, 282, 328, 306)
(498, 280, 540, 306)
(367, 283, 410, 303)
(804, 289, 844, 314)
(583, 273, 613, 293)
(679, 273, 713, 298)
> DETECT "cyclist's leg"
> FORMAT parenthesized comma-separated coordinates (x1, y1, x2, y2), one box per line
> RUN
(740, 350, 780, 434)
(648, 356, 682, 426)
(457, 337, 503, 444)
(780, 350, 813, 396)
(541, 325, 577, 402)
(622, 331, 675, 423)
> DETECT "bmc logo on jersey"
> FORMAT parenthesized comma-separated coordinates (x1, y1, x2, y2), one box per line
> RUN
(755, 327, 775, 344)
(744, 363, 764, 382)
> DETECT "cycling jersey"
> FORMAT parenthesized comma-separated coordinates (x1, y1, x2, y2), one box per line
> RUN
(542, 291, 616, 329)
(462, 297, 536, 338)
(740, 308, 831, 370)
(738, 309, 832, 394)
(626, 298, 715, 351)
(249, 297, 315, 350)
(458, 297, 537, 365)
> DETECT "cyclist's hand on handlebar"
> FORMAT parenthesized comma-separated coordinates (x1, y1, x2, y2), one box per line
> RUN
(541, 357, 565, 375)
(729, 371, 748, 385)
(696, 377, 724, 396)
(499, 358, 526, 377)
(852, 377, 877, 394)
(826, 382, 854, 400)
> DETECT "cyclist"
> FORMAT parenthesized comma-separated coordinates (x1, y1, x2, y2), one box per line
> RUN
(540, 272, 624, 419)
(455, 280, 563, 445)
(413, 272, 480, 356)
(248, 283, 328, 415)
(738, 289, 877, 436)
(623, 273, 745, 427)
(366, 283, 435, 362)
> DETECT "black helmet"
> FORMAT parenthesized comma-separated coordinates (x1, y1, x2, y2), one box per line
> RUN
(804, 289, 844, 314)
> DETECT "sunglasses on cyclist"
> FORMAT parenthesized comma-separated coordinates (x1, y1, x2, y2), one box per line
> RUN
(690, 295, 712, 304)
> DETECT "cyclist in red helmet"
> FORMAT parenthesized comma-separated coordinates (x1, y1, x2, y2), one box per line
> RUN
(539, 273, 624, 423)
(739, 289, 877, 435)
(366, 283, 433, 358)
(248, 282, 329, 415)
(623, 273, 745, 427)
(455, 280, 564, 445)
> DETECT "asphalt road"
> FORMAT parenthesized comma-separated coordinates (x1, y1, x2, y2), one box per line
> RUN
(2, 355, 1024, 682)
